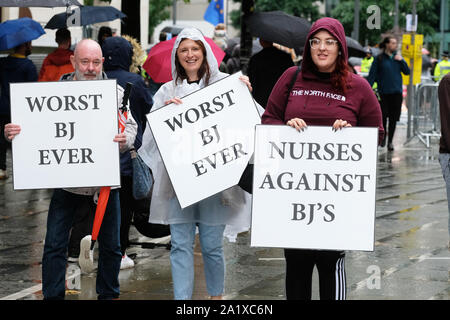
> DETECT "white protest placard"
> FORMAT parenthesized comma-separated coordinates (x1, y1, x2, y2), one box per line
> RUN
(10, 80, 120, 190)
(251, 125, 378, 251)
(147, 72, 260, 208)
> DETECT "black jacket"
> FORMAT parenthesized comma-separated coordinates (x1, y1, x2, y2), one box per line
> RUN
(102, 36, 153, 175)
(248, 46, 294, 108)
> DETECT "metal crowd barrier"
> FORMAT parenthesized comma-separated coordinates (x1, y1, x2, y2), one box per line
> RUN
(409, 82, 441, 148)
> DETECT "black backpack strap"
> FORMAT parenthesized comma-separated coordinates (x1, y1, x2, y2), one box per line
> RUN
(285, 63, 302, 106)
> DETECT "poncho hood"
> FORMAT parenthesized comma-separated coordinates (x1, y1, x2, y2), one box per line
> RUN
(171, 27, 220, 84)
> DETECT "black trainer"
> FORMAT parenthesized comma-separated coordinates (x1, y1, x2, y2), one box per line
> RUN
(388, 143, 394, 151)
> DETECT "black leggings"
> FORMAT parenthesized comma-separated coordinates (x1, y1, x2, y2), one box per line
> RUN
(284, 249, 346, 300)
(380, 93, 403, 144)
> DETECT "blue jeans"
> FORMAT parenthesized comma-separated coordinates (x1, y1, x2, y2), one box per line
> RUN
(438, 153, 450, 236)
(169, 223, 225, 300)
(42, 189, 121, 300)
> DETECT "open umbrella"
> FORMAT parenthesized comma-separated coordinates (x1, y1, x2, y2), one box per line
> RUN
(244, 11, 311, 54)
(44, 5, 126, 29)
(142, 36, 225, 84)
(0, 0, 82, 6)
(0, 17, 45, 51)
(346, 36, 365, 58)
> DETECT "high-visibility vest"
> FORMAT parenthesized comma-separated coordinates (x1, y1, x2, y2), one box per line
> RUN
(434, 59, 450, 81)
(362, 56, 377, 90)
(361, 56, 374, 73)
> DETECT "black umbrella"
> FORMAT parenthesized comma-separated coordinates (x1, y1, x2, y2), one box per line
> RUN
(244, 11, 311, 54)
(0, 0, 81, 6)
(44, 5, 126, 29)
(346, 36, 365, 58)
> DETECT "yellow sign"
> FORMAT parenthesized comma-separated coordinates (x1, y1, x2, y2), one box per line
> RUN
(401, 34, 413, 59)
(414, 34, 424, 58)
(402, 33, 423, 85)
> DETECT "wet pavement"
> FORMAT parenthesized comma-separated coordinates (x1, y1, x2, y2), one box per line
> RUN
(0, 118, 449, 301)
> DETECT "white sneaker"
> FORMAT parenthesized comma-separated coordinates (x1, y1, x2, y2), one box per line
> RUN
(67, 256, 79, 263)
(120, 255, 135, 269)
(78, 235, 95, 273)
(0, 169, 8, 180)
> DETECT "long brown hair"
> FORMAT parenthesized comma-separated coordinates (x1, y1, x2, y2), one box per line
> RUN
(330, 47, 350, 93)
(174, 39, 211, 85)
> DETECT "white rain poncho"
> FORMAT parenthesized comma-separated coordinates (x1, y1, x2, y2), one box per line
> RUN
(138, 28, 252, 242)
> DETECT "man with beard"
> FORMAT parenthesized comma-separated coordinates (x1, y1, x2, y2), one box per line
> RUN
(4, 39, 137, 300)
(0, 41, 37, 180)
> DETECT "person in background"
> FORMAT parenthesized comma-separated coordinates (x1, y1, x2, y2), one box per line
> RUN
(437, 72, 450, 250)
(102, 35, 153, 269)
(248, 39, 294, 108)
(434, 51, 450, 82)
(212, 23, 228, 73)
(0, 41, 37, 180)
(360, 47, 380, 100)
(360, 47, 374, 76)
(38, 28, 74, 82)
(212, 23, 227, 50)
(4, 39, 137, 299)
(98, 26, 113, 48)
(138, 27, 253, 300)
(367, 36, 410, 151)
(226, 44, 241, 75)
(262, 17, 384, 300)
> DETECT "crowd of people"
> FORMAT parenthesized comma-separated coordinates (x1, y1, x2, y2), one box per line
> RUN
(0, 16, 448, 301)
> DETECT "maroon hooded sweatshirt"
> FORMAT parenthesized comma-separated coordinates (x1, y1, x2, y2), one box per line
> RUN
(261, 17, 384, 144)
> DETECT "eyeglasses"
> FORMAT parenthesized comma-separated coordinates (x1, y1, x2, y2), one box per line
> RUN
(309, 38, 339, 50)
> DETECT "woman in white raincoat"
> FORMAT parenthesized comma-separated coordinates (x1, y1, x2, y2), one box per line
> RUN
(138, 27, 253, 300)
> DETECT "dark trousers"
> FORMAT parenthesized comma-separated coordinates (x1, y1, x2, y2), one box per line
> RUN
(67, 196, 95, 258)
(284, 249, 346, 300)
(0, 114, 11, 170)
(118, 175, 151, 256)
(42, 189, 121, 300)
(119, 175, 134, 256)
(380, 93, 403, 144)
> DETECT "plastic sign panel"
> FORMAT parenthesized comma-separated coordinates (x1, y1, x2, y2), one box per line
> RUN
(251, 125, 378, 251)
(147, 72, 260, 208)
(10, 79, 120, 190)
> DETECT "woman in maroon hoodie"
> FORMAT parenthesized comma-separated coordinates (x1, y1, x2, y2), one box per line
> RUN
(262, 17, 384, 300)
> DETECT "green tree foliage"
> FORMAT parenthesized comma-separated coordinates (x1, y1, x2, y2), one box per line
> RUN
(148, 0, 192, 42)
(149, 0, 172, 42)
(331, 0, 440, 46)
(230, 0, 323, 31)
